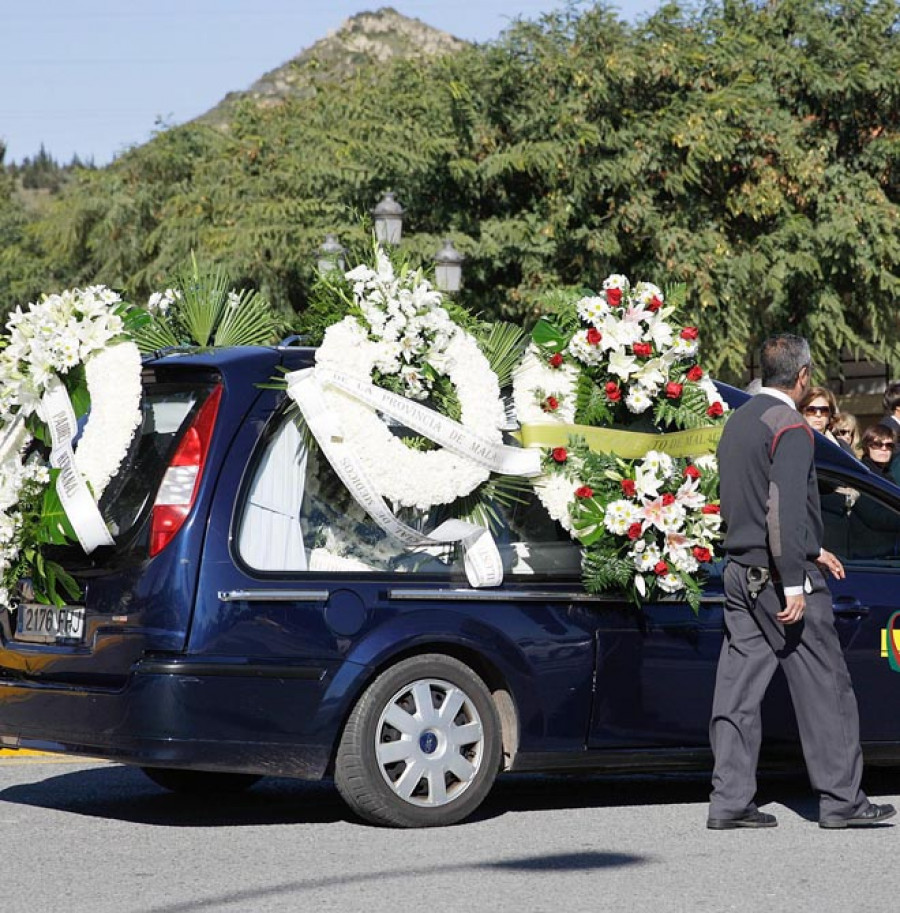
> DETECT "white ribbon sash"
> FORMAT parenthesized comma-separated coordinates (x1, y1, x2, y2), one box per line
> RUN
(42, 378, 114, 553)
(286, 368, 508, 588)
(312, 367, 541, 478)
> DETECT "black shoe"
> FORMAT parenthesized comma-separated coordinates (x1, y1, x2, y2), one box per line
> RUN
(707, 810, 778, 830)
(819, 803, 896, 829)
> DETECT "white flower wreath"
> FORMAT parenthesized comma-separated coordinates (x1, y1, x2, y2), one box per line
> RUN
(0, 286, 144, 607)
(316, 316, 506, 511)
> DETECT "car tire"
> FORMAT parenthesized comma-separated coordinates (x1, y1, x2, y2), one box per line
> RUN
(140, 767, 262, 795)
(335, 653, 502, 828)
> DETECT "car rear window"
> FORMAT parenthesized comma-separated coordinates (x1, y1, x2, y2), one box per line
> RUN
(99, 382, 214, 543)
(40, 372, 219, 572)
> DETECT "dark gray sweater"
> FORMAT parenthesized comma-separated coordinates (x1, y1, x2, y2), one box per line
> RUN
(717, 391, 823, 588)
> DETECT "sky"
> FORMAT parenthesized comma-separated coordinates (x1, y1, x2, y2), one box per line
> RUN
(0, 1, 660, 166)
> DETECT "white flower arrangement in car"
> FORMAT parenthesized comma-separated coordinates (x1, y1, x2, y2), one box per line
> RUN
(512, 274, 729, 609)
(0, 285, 146, 609)
(286, 242, 540, 587)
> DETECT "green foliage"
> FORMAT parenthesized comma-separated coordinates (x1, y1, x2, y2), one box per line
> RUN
(4, 0, 900, 378)
(133, 254, 282, 352)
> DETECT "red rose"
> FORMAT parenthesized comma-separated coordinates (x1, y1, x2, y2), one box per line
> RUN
(707, 401, 724, 417)
(648, 295, 663, 312)
(693, 546, 712, 563)
(542, 396, 559, 412)
(548, 352, 564, 368)
(627, 522, 642, 540)
(686, 365, 703, 382)
(654, 560, 669, 576)
(586, 327, 602, 346)
(702, 504, 720, 515)
(605, 382, 622, 402)
(662, 493, 675, 506)
(665, 381, 683, 399)
(621, 478, 636, 497)
(680, 326, 699, 340)
(684, 465, 701, 480)
(551, 447, 568, 463)
(606, 288, 623, 307)
(575, 485, 594, 499)
(633, 342, 652, 357)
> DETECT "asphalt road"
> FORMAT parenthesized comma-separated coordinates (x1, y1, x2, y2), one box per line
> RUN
(0, 758, 897, 913)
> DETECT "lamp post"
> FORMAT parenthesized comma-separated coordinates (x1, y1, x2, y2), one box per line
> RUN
(434, 238, 465, 293)
(317, 234, 346, 275)
(372, 191, 405, 245)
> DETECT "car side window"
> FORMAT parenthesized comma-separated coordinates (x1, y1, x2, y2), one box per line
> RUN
(819, 474, 900, 564)
(235, 411, 581, 579)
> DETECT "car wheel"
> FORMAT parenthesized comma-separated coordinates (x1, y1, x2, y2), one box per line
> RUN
(140, 767, 262, 795)
(335, 653, 502, 828)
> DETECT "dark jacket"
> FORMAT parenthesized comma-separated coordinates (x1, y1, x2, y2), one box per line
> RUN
(718, 392, 822, 589)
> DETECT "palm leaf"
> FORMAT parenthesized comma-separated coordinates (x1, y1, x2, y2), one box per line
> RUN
(213, 287, 281, 347)
(174, 254, 230, 346)
(478, 322, 528, 388)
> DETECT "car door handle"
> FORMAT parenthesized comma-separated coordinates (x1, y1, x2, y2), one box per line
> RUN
(832, 596, 870, 617)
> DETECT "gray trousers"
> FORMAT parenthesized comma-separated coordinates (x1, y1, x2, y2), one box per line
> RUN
(709, 560, 868, 820)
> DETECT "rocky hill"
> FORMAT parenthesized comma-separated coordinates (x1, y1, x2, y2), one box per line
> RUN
(201, 7, 468, 127)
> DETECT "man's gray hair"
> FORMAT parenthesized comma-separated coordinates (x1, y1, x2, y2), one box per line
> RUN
(760, 334, 812, 389)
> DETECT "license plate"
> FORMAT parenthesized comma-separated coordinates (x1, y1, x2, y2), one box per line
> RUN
(15, 603, 86, 643)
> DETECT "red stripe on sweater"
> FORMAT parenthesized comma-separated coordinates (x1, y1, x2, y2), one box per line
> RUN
(770, 422, 813, 458)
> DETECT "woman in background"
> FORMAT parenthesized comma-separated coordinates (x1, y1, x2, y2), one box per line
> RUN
(799, 386, 853, 453)
(859, 423, 898, 477)
(832, 412, 861, 457)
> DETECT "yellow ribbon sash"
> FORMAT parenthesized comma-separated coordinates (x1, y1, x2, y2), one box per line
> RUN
(518, 422, 723, 458)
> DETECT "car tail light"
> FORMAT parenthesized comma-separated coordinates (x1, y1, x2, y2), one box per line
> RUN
(149, 385, 223, 557)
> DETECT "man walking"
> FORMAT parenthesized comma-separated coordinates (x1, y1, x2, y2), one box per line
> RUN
(707, 334, 896, 830)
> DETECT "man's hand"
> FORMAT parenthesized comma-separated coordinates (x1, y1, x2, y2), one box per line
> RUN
(778, 593, 806, 625)
(816, 548, 845, 580)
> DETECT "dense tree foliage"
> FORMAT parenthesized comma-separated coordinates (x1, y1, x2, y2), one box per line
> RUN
(2, 0, 900, 380)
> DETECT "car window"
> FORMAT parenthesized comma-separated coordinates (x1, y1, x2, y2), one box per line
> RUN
(235, 411, 582, 579)
(819, 474, 900, 565)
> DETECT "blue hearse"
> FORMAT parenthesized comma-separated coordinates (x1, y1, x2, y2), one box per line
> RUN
(0, 345, 898, 827)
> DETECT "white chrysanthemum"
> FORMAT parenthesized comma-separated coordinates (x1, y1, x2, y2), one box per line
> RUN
(511, 347, 578, 425)
(657, 572, 684, 593)
(74, 341, 143, 499)
(671, 336, 700, 358)
(604, 499, 643, 535)
(534, 474, 577, 531)
(603, 274, 630, 294)
(633, 282, 664, 308)
(314, 316, 506, 510)
(567, 330, 604, 367)
(576, 296, 610, 326)
(625, 387, 653, 414)
(632, 540, 662, 571)
(643, 450, 675, 479)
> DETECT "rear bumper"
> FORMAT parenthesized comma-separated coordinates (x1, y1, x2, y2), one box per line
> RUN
(0, 656, 342, 779)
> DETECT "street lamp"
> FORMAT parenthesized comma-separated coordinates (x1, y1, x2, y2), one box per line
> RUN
(372, 191, 405, 245)
(317, 233, 346, 275)
(434, 238, 465, 292)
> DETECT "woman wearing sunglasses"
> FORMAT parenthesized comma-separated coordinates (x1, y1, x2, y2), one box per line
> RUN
(859, 423, 898, 477)
(799, 386, 854, 454)
(831, 412, 861, 456)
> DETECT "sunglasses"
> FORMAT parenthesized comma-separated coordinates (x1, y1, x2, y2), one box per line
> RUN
(834, 429, 852, 439)
(803, 405, 831, 416)
(870, 441, 896, 451)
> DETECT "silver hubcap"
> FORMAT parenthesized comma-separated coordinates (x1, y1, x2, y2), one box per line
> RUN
(375, 677, 485, 807)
